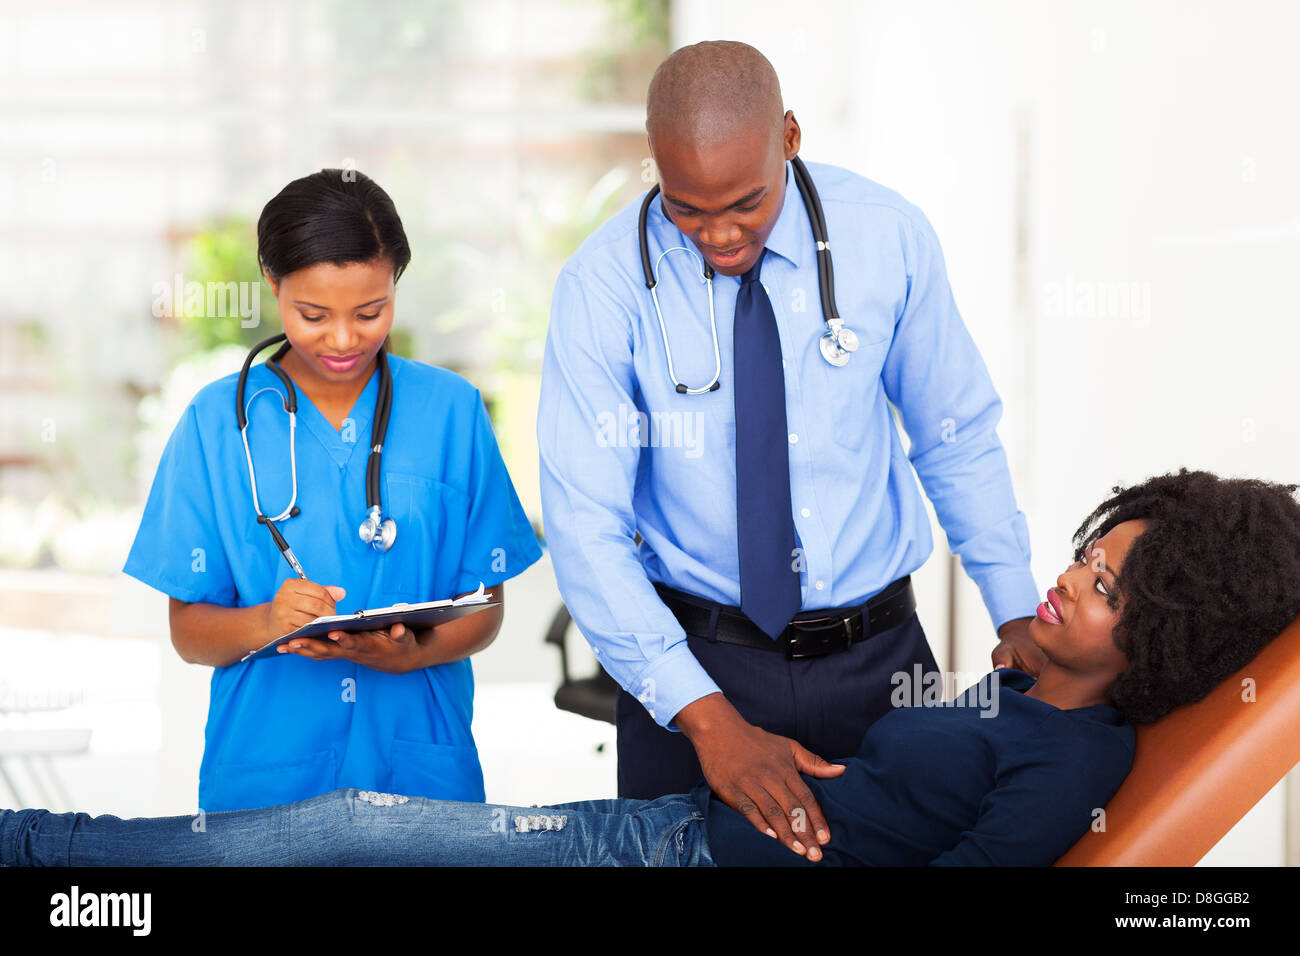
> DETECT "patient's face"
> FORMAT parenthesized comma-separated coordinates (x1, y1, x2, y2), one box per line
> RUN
(1030, 518, 1149, 676)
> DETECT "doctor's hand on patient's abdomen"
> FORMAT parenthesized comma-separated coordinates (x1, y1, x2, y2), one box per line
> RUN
(262, 579, 346, 645)
(675, 693, 845, 862)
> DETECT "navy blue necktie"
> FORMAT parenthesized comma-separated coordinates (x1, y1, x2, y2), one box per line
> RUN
(733, 248, 801, 639)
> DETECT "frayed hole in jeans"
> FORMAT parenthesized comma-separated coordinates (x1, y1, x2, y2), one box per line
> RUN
(357, 790, 410, 807)
(514, 814, 568, 833)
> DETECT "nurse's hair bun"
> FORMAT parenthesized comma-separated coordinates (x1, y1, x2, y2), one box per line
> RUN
(257, 169, 412, 283)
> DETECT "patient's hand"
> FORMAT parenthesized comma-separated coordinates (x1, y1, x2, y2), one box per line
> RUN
(990, 616, 1046, 676)
(674, 693, 845, 862)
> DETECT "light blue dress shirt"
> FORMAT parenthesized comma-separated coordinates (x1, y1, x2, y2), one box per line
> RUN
(124, 354, 542, 810)
(537, 160, 1038, 730)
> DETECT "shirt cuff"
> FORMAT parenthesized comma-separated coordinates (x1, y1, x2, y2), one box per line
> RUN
(628, 642, 723, 732)
(977, 568, 1042, 634)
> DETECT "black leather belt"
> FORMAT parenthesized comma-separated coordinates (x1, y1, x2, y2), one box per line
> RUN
(653, 576, 916, 660)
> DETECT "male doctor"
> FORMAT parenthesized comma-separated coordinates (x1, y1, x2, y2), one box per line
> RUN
(538, 40, 1042, 862)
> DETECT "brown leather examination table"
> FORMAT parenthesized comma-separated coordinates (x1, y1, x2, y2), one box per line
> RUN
(1057, 613, 1300, 865)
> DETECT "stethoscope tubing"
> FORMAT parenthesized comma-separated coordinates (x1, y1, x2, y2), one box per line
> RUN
(649, 247, 722, 394)
(637, 155, 848, 392)
(790, 155, 839, 323)
(235, 332, 395, 557)
(240, 386, 300, 523)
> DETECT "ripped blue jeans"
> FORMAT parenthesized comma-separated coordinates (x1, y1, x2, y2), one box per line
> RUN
(0, 789, 716, 867)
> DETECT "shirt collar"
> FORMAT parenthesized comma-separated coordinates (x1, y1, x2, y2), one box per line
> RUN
(762, 161, 807, 270)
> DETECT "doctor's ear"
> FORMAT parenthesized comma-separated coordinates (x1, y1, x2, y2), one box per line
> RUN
(263, 269, 279, 297)
(782, 111, 801, 162)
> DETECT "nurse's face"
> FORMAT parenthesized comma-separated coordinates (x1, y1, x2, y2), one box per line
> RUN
(649, 111, 800, 278)
(1030, 518, 1150, 680)
(266, 258, 396, 386)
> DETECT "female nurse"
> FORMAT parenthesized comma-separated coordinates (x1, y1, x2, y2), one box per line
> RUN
(122, 169, 542, 812)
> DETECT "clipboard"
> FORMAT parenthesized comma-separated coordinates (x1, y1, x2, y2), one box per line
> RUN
(241, 582, 498, 662)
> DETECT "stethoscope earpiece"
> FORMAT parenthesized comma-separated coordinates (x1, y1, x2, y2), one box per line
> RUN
(259, 507, 302, 523)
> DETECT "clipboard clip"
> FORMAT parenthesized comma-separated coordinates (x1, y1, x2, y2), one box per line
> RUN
(453, 582, 487, 605)
(356, 603, 406, 620)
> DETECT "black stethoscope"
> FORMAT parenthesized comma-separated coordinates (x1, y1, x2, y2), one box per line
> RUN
(637, 155, 859, 394)
(235, 333, 397, 577)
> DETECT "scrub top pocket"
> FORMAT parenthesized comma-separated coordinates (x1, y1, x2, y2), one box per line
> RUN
(376, 472, 471, 602)
(388, 737, 485, 802)
(207, 748, 338, 812)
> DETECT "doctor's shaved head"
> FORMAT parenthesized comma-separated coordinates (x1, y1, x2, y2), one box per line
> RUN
(645, 40, 785, 149)
(643, 41, 799, 278)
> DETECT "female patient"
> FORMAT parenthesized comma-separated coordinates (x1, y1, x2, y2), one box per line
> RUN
(5, 468, 1300, 867)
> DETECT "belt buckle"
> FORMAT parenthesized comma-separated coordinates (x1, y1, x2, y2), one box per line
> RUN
(783, 614, 854, 660)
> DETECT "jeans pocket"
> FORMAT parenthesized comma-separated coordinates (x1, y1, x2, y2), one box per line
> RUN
(654, 811, 705, 867)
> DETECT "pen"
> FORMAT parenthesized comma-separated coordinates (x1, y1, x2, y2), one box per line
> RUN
(260, 516, 308, 580)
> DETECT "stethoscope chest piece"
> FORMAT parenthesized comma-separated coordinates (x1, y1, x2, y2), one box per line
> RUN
(359, 505, 397, 551)
(819, 319, 859, 367)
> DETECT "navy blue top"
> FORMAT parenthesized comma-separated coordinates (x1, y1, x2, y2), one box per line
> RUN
(694, 669, 1135, 866)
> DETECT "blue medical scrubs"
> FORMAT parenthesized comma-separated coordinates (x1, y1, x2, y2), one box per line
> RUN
(123, 353, 542, 812)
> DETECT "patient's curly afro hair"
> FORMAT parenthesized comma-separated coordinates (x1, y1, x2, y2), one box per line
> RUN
(1070, 468, 1300, 724)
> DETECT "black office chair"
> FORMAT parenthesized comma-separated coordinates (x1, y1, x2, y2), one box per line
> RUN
(544, 602, 618, 725)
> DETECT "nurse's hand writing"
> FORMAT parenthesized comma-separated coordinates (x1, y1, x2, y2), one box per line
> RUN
(262, 580, 346, 644)
(278, 623, 424, 674)
(674, 693, 844, 862)
(990, 616, 1046, 676)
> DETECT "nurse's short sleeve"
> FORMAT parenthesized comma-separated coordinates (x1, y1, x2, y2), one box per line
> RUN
(454, 391, 543, 595)
(123, 401, 238, 606)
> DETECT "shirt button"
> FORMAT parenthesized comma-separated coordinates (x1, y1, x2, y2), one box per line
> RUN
(815, 580, 825, 590)
(788, 433, 798, 444)
(782, 359, 787, 369)
(800, 508, 811, 518)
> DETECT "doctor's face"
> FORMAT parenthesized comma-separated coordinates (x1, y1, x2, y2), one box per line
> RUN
(1030, 518, 1150, 681)
(266, 258, 396, 387)
(649, 111, 800, 277)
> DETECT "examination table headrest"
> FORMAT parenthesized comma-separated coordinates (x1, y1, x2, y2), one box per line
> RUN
(1056, 612, 1300, 865)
